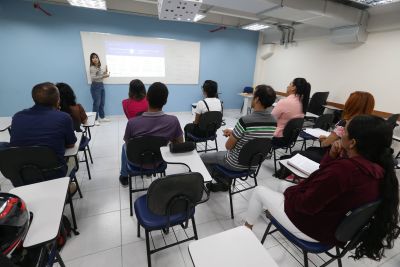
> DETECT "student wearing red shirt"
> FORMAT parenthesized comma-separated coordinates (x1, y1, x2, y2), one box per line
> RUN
(122, 79, 149, 120)
(245, 115, 399, 260)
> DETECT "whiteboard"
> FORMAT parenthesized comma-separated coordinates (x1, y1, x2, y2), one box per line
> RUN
(80, 31, 200, 85)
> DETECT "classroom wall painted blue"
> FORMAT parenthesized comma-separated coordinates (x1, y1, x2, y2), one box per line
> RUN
(0, 0, 258, 116)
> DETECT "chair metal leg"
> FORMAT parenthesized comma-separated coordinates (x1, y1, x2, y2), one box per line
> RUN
(205, 140, 208, 153)
(137, 221, 141, 237)
(55, 250, 66, 267)
(145, 230, 152, 267)
(68, 192, 79, 232)
(336, 247, 342, 267)
(129, 176, 133, 216)
(261, 222, 272, 244)
(73, 176, 83, 199)
(87, 146, 93, 164)
(192, 216, 198, 240)
(303, 250, 309, 267)
(229, 186, 234, 219)
(215, 138, 218, 152)
(83, 150, 92, 180)
(273, 149, 277, 176)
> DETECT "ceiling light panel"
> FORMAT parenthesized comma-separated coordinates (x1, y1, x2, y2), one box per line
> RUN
(67, 0, 107, 10)
(242, 23, 270, 31)
(158, 0, 202, 22)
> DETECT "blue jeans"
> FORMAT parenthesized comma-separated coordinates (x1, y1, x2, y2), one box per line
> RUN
(90, 82, 105, 119)
(0, 142, 10, 150)
(120, 144, 130, 177)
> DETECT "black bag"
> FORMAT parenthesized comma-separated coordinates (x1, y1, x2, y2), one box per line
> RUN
(169, 142, 196, 153)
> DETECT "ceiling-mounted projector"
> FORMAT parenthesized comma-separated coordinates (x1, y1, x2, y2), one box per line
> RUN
(158, 0, 202, 22)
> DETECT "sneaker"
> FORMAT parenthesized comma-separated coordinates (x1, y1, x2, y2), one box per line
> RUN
(99, 117, 111, 122)
(119, 175, 128, 187)
(94, 120, 100, 126)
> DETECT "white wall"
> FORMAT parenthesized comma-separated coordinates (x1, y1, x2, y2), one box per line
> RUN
(253, 29, 400, 113)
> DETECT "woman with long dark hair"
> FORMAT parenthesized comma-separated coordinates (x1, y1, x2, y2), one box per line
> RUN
(89, 52, 110, 125)
(57, 82, 87, 130)
(122, 79, 148, 119)
(271, 78, 311, 146)
(245, 115, 399, 260)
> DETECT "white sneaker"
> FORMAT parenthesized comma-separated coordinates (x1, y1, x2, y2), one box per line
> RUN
(94, 120, 100, 126)
(99, 117, 111, 122)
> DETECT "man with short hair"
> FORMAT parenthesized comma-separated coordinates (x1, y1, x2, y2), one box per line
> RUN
(119, 82, 184, 186)
(10, 82, 77, 176)
(201, 85, 277, 190)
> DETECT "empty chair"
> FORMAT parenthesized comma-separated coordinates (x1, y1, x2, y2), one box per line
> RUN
(300, 114, 334, 150)
(134, 172, 204, 267)
(387, 113, 399, 129)
(307, 92, 329, 116)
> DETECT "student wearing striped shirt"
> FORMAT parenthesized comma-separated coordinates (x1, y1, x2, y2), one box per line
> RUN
(201, 85, 277, 190)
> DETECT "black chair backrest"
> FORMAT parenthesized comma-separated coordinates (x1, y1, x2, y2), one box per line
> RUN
(198, 111, 223, 133)
(308, 92, 329, 115)
(0, 146, 62, 187)
(313, 114, 334, 131)
(335, 200, 381, 243)
(147, 172, 204, 216)
(126, 136, 168, 167)
(282, 118, 304, 145)
(238, 138, 272, 167)
(387, 114, 399, 129)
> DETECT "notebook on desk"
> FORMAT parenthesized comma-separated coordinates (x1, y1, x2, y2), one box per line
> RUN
(287, 154, 320, 176)
(303, 128, 331, 138)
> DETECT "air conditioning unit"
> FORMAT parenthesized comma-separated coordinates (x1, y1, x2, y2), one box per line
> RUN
(330, 26, 368, 44)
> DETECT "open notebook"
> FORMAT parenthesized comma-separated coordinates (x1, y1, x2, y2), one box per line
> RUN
(287, 154, 320, 176)
(303, 128, 331, 138)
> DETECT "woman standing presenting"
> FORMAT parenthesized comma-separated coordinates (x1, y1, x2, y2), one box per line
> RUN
(90, 53, 110, 125)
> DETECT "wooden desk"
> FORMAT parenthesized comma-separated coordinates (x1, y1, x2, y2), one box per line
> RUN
(322, 105, 342, 111)
(303, 128, 331, 138)
(305, 112, 319, 118)
(189, 226, 279, 267)
(0, 117, 12, 133)
(82, 112, 96, 139)
(239, 93, 253, 116)
(160, 147, 212, 183)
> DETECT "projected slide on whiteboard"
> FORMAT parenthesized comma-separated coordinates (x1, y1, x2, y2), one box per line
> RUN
(80, 32, 200, 84)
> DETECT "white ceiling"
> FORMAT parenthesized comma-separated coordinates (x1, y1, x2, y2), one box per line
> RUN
(37, 0, 400, 35)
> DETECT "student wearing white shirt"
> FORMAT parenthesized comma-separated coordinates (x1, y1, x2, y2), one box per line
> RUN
(184, 80, 223, 140)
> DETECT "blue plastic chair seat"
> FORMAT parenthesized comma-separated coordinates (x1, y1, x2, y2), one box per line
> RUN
(127, 161, 167, 176)
(214, 164, 254, 179)
(269, 216, 333, 253)
(186, 133, 217, 142)
(134, 195, 195, 231)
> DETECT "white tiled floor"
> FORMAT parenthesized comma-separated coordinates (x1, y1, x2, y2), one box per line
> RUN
(1, 110, 400, 267)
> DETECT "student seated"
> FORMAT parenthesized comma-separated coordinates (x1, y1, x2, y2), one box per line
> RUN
(57, 82, 88, 130)
(119, 82, 184, 187)
(122, 79, 149, 120)
(290, 91, 375, 164)
(10, 82, 77, 177)
(245, 115, 399, 260)
(201, 85, 277, 191)
(184, 80, 222, 140)
(271, 78, 310, 146)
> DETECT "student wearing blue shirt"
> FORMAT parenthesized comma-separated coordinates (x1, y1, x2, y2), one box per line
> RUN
(10, 82, 77, 175)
